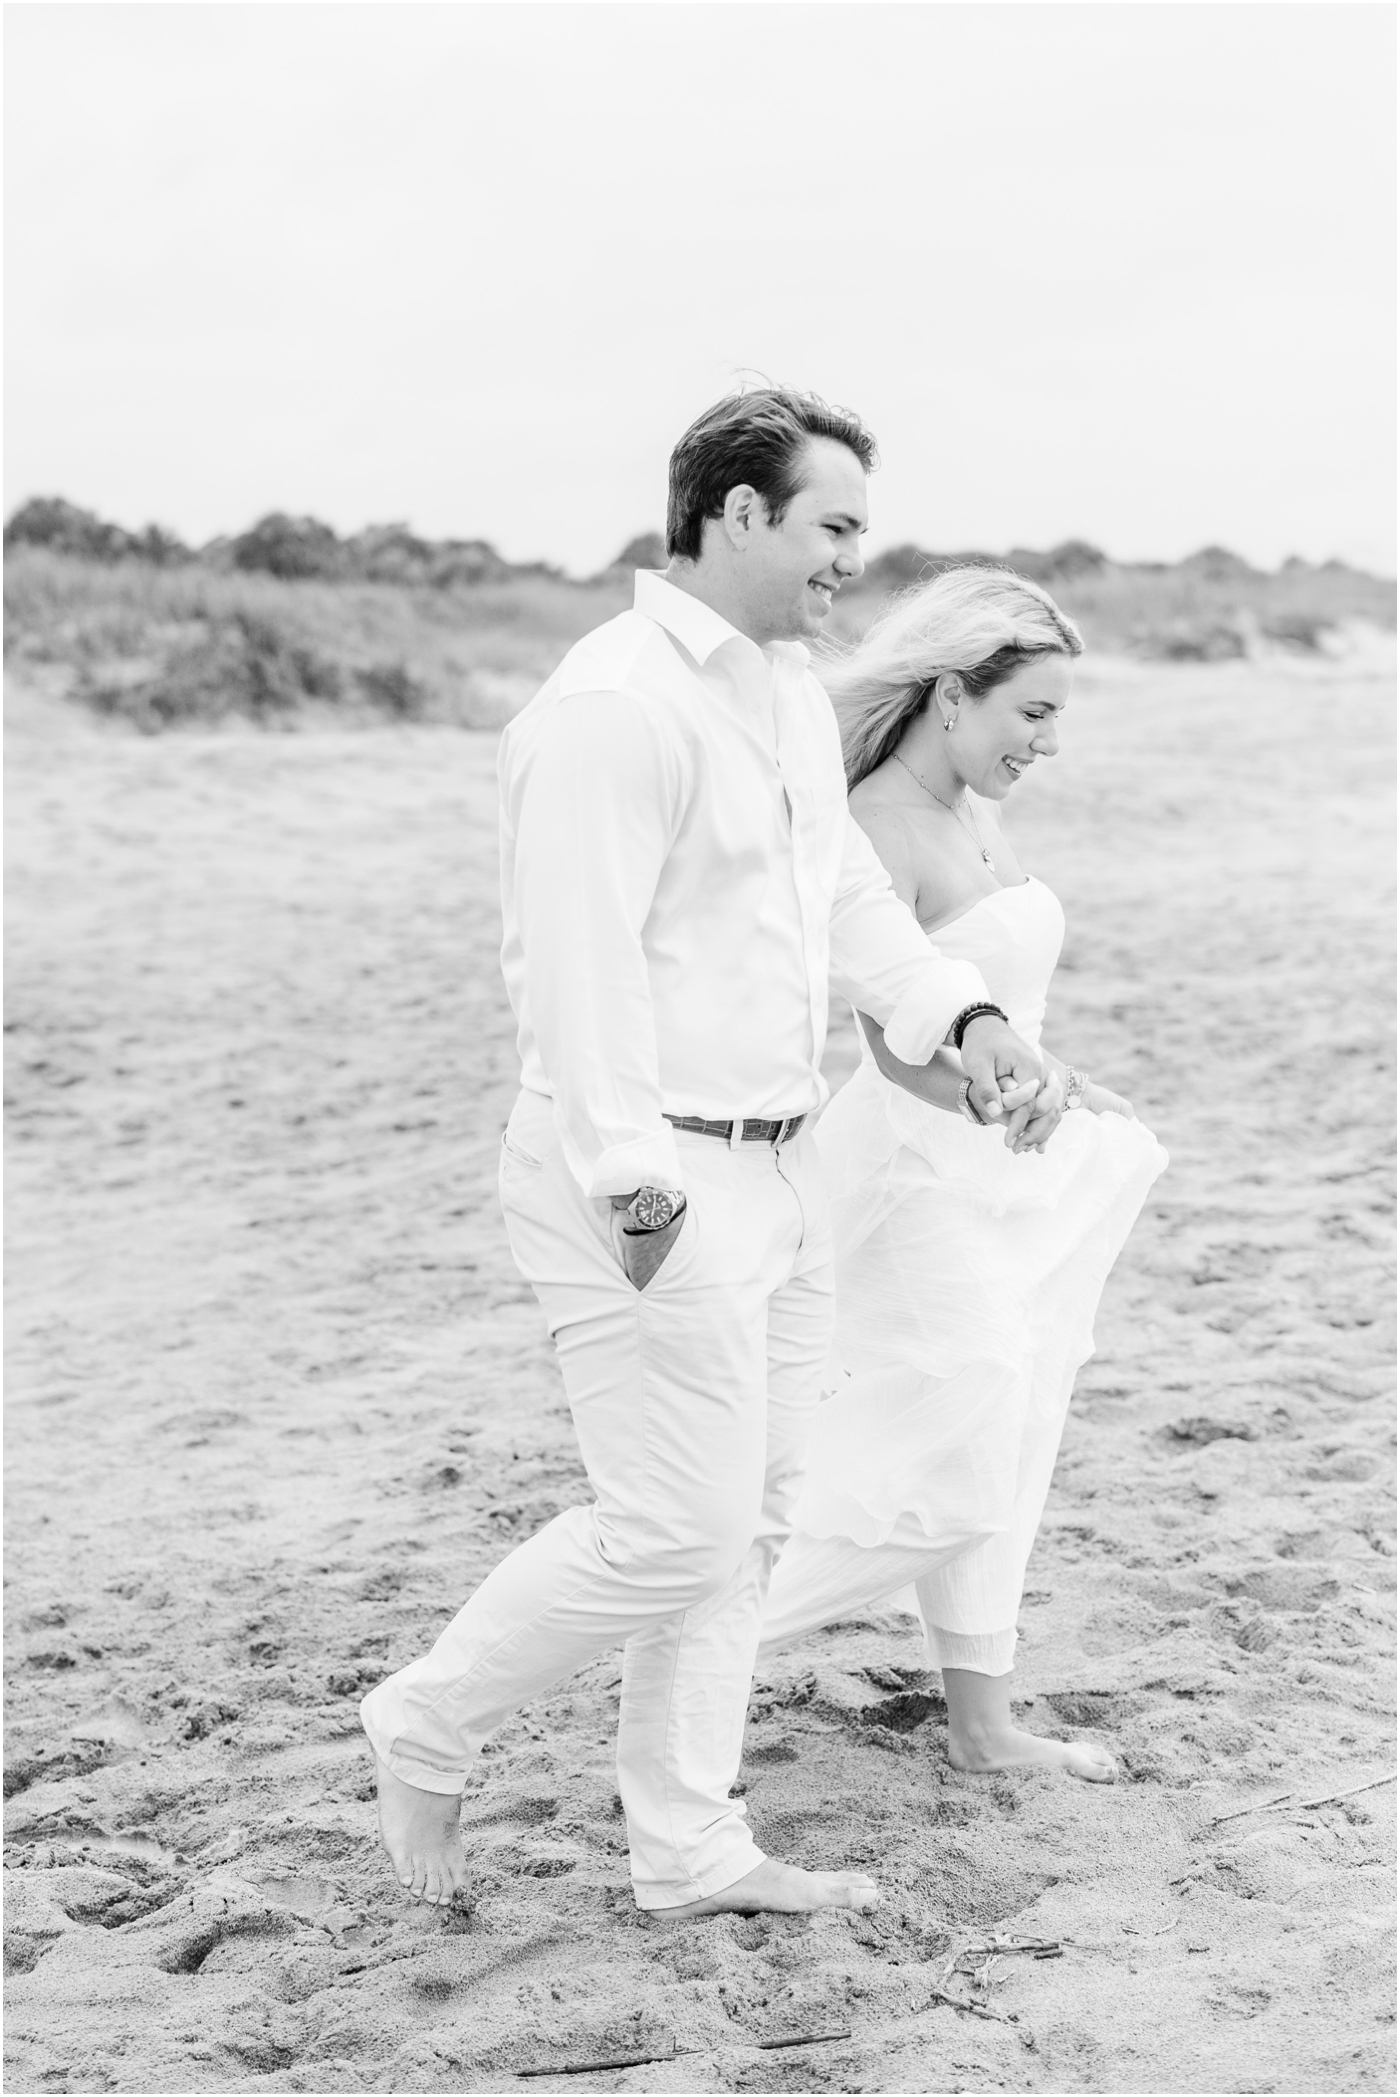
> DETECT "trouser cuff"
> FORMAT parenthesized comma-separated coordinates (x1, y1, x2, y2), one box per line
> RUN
(631, 1837, 766, 1912)
(360, 1692, 470, 1796)
(925, 1622, 1019, 1676)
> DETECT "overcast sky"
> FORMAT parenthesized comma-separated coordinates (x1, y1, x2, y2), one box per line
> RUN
(5, 3, 1395, 574)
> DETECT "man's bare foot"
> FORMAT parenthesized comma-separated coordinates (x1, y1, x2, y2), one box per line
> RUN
(948, 1723, 1117, 1783)
(372, 1757, 468, 1905)
(651, 1856, 880, 1919)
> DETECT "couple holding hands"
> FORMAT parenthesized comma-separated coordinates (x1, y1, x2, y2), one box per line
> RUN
(361, 387, 1167, 1917)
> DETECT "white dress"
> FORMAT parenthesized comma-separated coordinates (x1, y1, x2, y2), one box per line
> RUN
(760, 876, 1169, 1675)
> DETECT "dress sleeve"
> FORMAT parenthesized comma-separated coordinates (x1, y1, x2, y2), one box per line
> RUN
(828, 811, 990, 1062)
(510, 690, 687, 1197)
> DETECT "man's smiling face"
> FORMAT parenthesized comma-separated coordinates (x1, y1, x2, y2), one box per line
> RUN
(742, 437, 868, 646)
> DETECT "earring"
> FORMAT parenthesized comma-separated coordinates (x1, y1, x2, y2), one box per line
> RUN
(944, 713, 957, 732)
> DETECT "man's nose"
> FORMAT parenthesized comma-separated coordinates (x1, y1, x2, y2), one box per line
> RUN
(835, 539, 865, 581)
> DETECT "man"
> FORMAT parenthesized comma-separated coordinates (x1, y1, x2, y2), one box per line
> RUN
(361, 388, 1048, 1918)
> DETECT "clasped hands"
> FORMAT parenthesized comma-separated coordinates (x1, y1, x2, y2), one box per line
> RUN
(959, 1014, 1062, 1154)
(961, 1017, 1136, 1152)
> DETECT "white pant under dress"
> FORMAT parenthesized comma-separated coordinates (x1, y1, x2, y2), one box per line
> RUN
(360, 1088, 833, 1910)
(758, 1391, 1073, 1678)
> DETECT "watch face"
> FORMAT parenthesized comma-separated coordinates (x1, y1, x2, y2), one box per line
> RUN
(632, 1188, 675, 1230)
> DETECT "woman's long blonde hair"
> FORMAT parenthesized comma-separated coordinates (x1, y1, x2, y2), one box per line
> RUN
(823, 565, 1084, 788)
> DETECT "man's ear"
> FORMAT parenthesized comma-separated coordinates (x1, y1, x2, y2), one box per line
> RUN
(721, 483, 762, 552)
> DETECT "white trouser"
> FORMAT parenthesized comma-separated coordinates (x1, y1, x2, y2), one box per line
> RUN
(759, 1380, 1071, 1678)
(361, 1088, 833, 1910)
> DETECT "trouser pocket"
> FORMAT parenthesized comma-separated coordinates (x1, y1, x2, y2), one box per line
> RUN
(609, 1199, 700, 1293)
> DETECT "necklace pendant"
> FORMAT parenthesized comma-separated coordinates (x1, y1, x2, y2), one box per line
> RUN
(982, 849, 994, 867)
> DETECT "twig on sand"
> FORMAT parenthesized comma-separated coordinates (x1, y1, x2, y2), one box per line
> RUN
(517, 2043, 695, 2078)
(1207, 1772, 1396, 1831)
(927, 1986, 1014, 2024)
(516, 2029, 854, 2078)
(953, 1933, 1060, 1974)
(757, 2031, 853, 2051)
(1208, 1790, 1294, 1826)
(1297, 1772, 1396, 1811)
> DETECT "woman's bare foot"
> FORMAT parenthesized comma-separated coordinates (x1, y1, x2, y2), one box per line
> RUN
(948, 1722, 1117, 1782)
(372, 1757, 468, 1905)
(652, 1856, 880, 1919)
(941, 1665, 1116, 1783)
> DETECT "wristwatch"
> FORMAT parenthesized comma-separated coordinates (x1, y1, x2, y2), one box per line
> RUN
(622, 1186, 687, 1234)
(957, 1077, 988, 1126)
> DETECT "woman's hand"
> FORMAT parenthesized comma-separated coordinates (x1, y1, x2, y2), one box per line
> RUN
(1083, 1080, 1135, 1119)
(1007, 1067, 1064, 1153)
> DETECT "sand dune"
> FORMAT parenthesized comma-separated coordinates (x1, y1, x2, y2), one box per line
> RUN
(4, 649, 1395, 2094)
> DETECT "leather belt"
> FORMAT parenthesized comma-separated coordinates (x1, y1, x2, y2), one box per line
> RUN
(664, 1112, 807, 1147)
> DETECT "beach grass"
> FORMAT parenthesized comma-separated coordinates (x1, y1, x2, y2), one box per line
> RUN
(5, 537, 1393, 732)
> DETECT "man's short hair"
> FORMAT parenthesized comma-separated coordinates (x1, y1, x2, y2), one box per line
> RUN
(666, 387, 878, 562)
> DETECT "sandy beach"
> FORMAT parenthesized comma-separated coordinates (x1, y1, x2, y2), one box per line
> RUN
(4, 648, 1395, 2094)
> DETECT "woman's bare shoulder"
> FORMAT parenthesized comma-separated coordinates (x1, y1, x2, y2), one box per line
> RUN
(846, 776, 922, 899)
(849, 769, 910, 831)
(849, 771, 969, 919)
(848, 778, 923, 860)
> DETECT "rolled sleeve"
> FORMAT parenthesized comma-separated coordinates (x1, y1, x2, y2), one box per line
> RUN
(828, 812, 989, 1060)
(509, 690, 687, 1198)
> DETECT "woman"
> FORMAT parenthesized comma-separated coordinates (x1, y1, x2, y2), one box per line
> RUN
(759, 566, 1168, 1781)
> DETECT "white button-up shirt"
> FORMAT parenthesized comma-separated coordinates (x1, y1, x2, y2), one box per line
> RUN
(499, 571, 990, 1197)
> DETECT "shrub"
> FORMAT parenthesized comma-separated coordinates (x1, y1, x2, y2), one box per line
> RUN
(611, 532, 667, 572)
(79, 611, 347, 730)
(5, 496, 190, 566)
(230, 513, 348, 581)
(354, 661, 431, 718)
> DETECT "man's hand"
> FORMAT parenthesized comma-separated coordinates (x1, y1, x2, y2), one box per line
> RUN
(960, 1014, 1043, 1149)
(609, 1194, 687, 1290)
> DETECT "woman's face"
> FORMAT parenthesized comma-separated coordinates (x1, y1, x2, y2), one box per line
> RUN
(949, 654, 1073, 800)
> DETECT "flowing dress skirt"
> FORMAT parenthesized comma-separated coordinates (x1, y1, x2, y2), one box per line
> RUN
(760, 1058, 1169, 1674)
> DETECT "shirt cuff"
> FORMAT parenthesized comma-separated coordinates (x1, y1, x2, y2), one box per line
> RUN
(882, 961, 991, 1065)
(560, 1122, 686, 1201)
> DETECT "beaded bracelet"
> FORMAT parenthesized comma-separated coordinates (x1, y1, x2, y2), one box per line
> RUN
(949, 1002, 1009, 1051)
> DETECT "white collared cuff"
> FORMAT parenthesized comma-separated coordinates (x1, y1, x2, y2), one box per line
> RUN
(565, 1123, 686, 1203)
(882, 960, 991, 1065)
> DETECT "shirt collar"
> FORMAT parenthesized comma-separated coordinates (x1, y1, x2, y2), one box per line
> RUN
(633, 569, 810, 671)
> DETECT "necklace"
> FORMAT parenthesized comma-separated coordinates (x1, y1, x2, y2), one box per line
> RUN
(894, 753, 995, 868)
